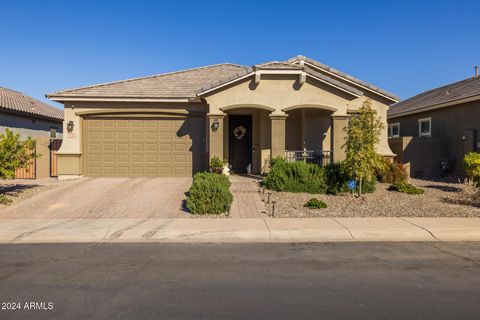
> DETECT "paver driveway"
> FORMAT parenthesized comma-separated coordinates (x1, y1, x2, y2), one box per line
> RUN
(0, 177, 192, 219)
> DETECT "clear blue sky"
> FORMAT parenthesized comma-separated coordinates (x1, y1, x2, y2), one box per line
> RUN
(1, 0, 479, 108)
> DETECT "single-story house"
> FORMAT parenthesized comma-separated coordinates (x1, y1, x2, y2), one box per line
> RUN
(388, 68, 480, 177)
(0, 86, 64, 178)
(47, 55, 399, 179)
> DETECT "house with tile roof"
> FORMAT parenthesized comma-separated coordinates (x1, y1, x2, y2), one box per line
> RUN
(0, 87, 64, 178)
(387, 68, 480, 177)
(47, 55, 398, 179)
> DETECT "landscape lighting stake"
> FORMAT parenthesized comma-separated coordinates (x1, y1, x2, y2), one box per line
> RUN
(272, 201, 276, 217)
(267, 192, 272, 204)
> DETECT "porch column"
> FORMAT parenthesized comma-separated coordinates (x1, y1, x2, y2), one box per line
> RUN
(208, 113, 225, 161)
(270, 113, 288, 158)
(331, 115, 349, 162)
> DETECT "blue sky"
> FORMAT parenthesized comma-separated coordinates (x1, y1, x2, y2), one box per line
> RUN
(1, 0, 479, 108)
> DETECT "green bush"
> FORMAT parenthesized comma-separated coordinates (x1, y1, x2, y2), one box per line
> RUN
(210, 156, 226, 174)
(388, 181, 424, 195)
(0, 194, 12, 205)
(264, 158, 327, 194)
(361, 179, 377, 193)
(378, 160, 408, 183)
(186, 172, 233, 214)
(304, 198, 327, 209)
(464, 152, 480, 189)
(324, 163, 349, 194)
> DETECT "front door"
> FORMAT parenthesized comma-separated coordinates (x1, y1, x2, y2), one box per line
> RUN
(229, 115, 252, 173)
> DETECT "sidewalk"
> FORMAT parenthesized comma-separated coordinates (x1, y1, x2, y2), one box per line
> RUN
(1, 217, 480, 243)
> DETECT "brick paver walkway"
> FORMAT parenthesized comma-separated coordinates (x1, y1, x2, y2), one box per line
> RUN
(229, 175, 268, 218)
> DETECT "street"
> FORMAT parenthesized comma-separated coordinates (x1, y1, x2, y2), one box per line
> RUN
(0, 242, 479, 319)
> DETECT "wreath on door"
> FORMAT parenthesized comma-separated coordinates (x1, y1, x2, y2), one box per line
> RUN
(233, 126, 246, 140)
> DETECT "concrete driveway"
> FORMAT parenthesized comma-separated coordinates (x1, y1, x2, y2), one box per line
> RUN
(0, 177, 192, 219)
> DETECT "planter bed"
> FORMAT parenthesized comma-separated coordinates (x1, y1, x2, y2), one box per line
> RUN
(261, 178, 480, 218)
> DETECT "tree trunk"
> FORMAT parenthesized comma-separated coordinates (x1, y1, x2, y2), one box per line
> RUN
(359, 176, 363, 196)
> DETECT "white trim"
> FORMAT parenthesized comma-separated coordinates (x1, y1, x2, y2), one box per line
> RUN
(49, 97, 192, 103)
(388, 122, 400, 138)
(418, 117, 431, 137)
(255, 70, 303, 75)
(388, 94, 480, 119)
(197, 72, 254, 96)
(293, 60, 399, 102)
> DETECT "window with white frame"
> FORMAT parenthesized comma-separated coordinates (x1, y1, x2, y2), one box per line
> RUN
(388, 123, 400, 138)
(418, 118, 431, 137)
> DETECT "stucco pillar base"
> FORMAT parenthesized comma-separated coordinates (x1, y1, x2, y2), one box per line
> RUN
(57, 153, 82, 177)
(331, 115, 349, 162)
(270, 113, 288, 159)
(207, 113, 226, 162)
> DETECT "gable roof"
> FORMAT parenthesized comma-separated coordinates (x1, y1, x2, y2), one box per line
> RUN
(288, 55, 399, 102)
(47, 63, 249, 101)
(47, 56, 397, 103)
(195, 61, 364, 97)
(0, 87, 63, 121)
(388, 77, 480, 118)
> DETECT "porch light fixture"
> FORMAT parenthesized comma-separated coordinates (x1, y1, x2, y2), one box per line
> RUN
(67, 121, 74, 133)
(211, 119, 219, 132)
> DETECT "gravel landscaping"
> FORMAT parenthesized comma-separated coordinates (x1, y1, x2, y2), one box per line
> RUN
(261, 178, 480, 218)
(0, 179, 60, 208)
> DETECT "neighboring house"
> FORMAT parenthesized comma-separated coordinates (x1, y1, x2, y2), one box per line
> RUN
(388, 68, 480, 177)
(0, 87, 64, 178)
(47, 55, 399, 179)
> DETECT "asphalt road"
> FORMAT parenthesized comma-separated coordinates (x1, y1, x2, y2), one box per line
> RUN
(0, 242, 479, 320)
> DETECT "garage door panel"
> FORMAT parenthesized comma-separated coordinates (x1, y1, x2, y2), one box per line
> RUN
(83, 117, 203, 177)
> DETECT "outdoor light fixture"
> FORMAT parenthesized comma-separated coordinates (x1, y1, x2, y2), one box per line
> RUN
(67, 121, 74, 133)
(211, 119, 219, 132)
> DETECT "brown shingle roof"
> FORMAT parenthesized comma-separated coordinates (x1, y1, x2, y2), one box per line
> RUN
(0, 87, 63, 121)
(388, 77, 480, 118)
(47, 56, 396, 103)
(287, 55, 399, 102)
(47, 63, 249, 99)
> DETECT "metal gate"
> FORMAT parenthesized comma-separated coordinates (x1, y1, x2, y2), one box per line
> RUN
(14, 147, 36, 179)
(50, 139, 62, 177)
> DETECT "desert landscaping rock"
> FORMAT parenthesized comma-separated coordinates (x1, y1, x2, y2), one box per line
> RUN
(261, 178, 480, 218)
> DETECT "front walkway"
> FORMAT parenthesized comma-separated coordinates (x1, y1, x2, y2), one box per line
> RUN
(229, 175, 268, 218)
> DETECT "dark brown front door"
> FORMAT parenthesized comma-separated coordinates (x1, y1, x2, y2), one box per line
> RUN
(229, 115, 252, 173)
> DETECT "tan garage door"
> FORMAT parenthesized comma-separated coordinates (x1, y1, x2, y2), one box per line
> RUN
(83, 117, 204, 177)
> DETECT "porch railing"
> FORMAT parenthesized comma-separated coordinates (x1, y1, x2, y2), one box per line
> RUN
(285, 150, 332, 166)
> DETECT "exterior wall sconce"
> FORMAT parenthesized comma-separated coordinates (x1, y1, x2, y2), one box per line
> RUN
(67, 121, 74, 133)
(211, 119, 219, 132)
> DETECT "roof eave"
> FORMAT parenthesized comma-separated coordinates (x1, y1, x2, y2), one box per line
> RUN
(388, 94, 480, 119)
(47, 96, 198, 103)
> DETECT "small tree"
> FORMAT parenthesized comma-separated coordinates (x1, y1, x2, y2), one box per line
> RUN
(0, 129, 39, 179)
(342, 99, 386, 195)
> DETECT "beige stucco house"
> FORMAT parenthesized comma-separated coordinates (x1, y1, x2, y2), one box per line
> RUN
(47, 55, 398, 179)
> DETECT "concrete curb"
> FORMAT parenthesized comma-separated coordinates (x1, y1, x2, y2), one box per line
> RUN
(1, 218, 480, 243)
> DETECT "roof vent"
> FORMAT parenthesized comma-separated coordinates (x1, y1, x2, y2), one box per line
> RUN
(475, 66, 479, 78)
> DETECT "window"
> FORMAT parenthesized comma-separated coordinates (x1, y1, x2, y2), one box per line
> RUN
(418, 118, 431, 137)
(388, 123, 400, 138)
(50, 127, 57, 139)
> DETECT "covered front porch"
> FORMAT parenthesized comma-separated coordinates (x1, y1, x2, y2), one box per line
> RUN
(208, 105, 348, 174)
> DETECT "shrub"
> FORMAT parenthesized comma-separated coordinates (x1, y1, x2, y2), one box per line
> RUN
(324, 162, 349, 194)
(464, 152, 480, 189)
(0, 194, 12, 205)
(186, 172, 233, 214)
(264, 158, 327, 194)
(388, 181, 424, 195)
(361, 179, 377, 193)
(0, 128, 39, 179)
(304, 198, 327, 209)
(210, 156, 227, 174)
(378, 160, 408, 184)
